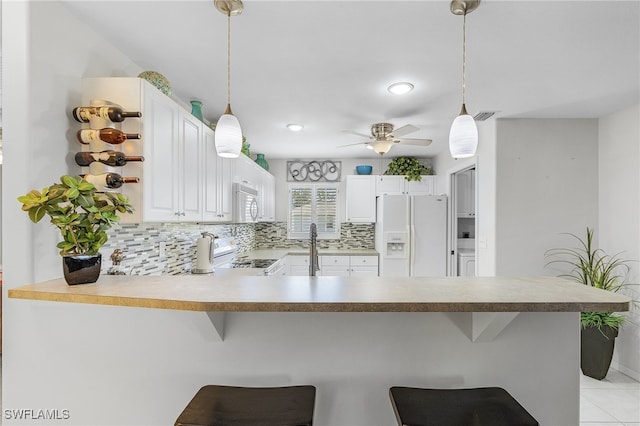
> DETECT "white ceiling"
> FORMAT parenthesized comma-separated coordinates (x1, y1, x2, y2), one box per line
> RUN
(59, 0, 640, 160)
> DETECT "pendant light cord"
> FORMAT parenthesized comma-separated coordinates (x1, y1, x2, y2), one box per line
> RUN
(461, 11, 467, 105)
(227, 11, 231, 106)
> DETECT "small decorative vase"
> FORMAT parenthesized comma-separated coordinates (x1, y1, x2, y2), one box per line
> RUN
(62, 253, 102, 285)
(190, 100, 204, 121)
(255, 153, 269, 171)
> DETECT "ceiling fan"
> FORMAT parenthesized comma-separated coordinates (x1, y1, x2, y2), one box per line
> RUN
(339, 123, 432, 155)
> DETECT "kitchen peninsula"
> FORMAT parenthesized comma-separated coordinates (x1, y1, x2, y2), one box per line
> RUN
(9, 274, 629, 425)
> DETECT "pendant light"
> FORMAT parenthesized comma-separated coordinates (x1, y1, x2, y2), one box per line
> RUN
(449, 0, 480, 159)
(214, 0, 244, 158)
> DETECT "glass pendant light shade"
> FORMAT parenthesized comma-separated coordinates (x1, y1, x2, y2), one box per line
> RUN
(371, 141, 394, 155)
(215, 104, 242, 158)
(449, 105, 478, 158)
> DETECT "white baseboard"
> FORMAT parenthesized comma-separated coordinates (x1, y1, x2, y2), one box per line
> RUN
(611, 361, 640, 382)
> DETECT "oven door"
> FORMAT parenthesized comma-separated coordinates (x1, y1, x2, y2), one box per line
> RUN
(233, 183, 259, 223)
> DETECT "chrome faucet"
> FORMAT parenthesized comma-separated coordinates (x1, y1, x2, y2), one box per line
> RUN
(309, 223, 320, 276)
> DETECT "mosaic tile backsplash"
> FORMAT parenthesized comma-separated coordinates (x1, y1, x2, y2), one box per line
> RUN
(101, 222, 374, 275)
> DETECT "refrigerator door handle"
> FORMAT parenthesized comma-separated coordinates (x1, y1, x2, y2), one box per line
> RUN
(410, 224, 416, 274)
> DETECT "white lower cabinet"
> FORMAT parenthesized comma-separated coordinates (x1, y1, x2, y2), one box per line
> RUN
(319, 256, 350, 276)
(348, 256, 379, 277)
(288, 255, 378, 276)
(288, 255, 311, 276)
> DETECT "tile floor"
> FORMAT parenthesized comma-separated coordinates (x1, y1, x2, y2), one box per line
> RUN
(580, 368, 640, 425)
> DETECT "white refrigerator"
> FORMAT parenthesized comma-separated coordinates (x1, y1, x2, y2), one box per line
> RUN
(375, 194, 447, 277)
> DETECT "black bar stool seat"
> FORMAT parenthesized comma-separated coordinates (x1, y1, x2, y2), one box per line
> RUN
(389, 386, 538, 426)
(175, 385, 316, 426)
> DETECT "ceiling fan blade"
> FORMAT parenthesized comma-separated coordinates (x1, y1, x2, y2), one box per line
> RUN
(391, 124, 419, 138)
(342, 130, 371, 138)
(394, 138, 432, 146)
(337, 142, 368, 148)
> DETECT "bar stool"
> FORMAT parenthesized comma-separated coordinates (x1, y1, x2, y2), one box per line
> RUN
(389, 386, 539, 426)
(175, 385, 316, 426)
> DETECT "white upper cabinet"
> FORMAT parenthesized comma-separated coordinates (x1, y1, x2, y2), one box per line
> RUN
(456, 169, 475, 218)
(203, 126, 233, 222)
(345, 175, 376, 223)
(80, 77, 237, 223)
(376, 175, 436, 196)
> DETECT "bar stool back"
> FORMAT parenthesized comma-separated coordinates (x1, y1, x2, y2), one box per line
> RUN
(389, 386, 538, 426)
(175, 385, 316, 426)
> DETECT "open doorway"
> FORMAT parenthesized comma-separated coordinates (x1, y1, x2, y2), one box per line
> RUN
(449, 165, 476, 276)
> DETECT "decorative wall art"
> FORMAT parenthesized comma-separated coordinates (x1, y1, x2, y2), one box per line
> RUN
(287, 160, 341, 182)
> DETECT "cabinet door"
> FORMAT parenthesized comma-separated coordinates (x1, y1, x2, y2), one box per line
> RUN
(288, 256, 311, 276)
(178, 111, 203, 221)
(142, 86, 180, 222)
(346, 175, 376, 223)
(203, 127, 233, 222)
(320, 256, 350, 276)
(456, 170, 475, 217)
(407, 176, 436, 195)
(258, 172, 275, 222)
(376, 176, 405, 196)
(349, 266, 379, 277)
(349, 255, 379, 277)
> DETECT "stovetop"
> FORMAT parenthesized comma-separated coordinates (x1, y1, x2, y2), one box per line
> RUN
(231, 258, 279, 269)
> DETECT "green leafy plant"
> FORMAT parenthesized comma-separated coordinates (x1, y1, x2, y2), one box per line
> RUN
(384, 157, 432, 181)
(18, 175, 134, 255)
(545, 227, 633, 330)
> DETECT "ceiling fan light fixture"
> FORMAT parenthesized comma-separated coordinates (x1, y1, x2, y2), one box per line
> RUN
(387, 82, 414, 95)
(449, 0, 480, 159)
(371, 141, 394, 155)
(214, 0, 243, 159)
(286, 123, 304, 132)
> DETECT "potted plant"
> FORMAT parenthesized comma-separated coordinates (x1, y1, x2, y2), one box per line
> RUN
(545, 227, 633, 379)
(18, 175, 134, 285)
(384, 157, 433, 182)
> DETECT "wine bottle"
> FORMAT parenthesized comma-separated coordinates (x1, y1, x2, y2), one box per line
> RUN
(76, 128, 141, 145)
(72, 106, 141, 123)
(81, 173, 140, 189)
(75, 151, 145, 167)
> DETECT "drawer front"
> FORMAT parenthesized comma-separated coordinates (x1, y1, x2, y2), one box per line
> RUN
(289, 255, 310, 266)
(350, 256, 378, 266)
(320, 256, 349, 267)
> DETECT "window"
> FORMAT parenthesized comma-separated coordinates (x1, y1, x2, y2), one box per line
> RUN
(288, 184, 339, 239)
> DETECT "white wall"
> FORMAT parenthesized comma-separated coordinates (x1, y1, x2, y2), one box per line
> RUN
(433, 120, 497, 276)
(2, 0, 142, 421)
(599, 103, 640, 380)
(494, 118, 599, 275)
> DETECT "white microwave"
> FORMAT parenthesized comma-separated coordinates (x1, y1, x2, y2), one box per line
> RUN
(233, 182, 259, 223)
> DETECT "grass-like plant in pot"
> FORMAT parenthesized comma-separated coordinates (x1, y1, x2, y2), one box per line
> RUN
(18, 175, 134, 285)
(545, 227, 634, 379)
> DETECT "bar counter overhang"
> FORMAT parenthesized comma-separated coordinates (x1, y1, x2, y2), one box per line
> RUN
(8, 273, 630, 426)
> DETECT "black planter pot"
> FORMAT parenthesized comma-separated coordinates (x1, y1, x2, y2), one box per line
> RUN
(581, 325, 618, 380)
(62, 253, 102, 285)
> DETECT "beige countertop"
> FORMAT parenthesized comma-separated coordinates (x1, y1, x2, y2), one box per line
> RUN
(8, 274, 630, 313)
(240, 248, 378, 260)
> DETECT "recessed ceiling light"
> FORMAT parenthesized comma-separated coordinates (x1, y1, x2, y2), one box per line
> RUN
(286, 123, 304, 132)
(387, 82, 414, 95)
